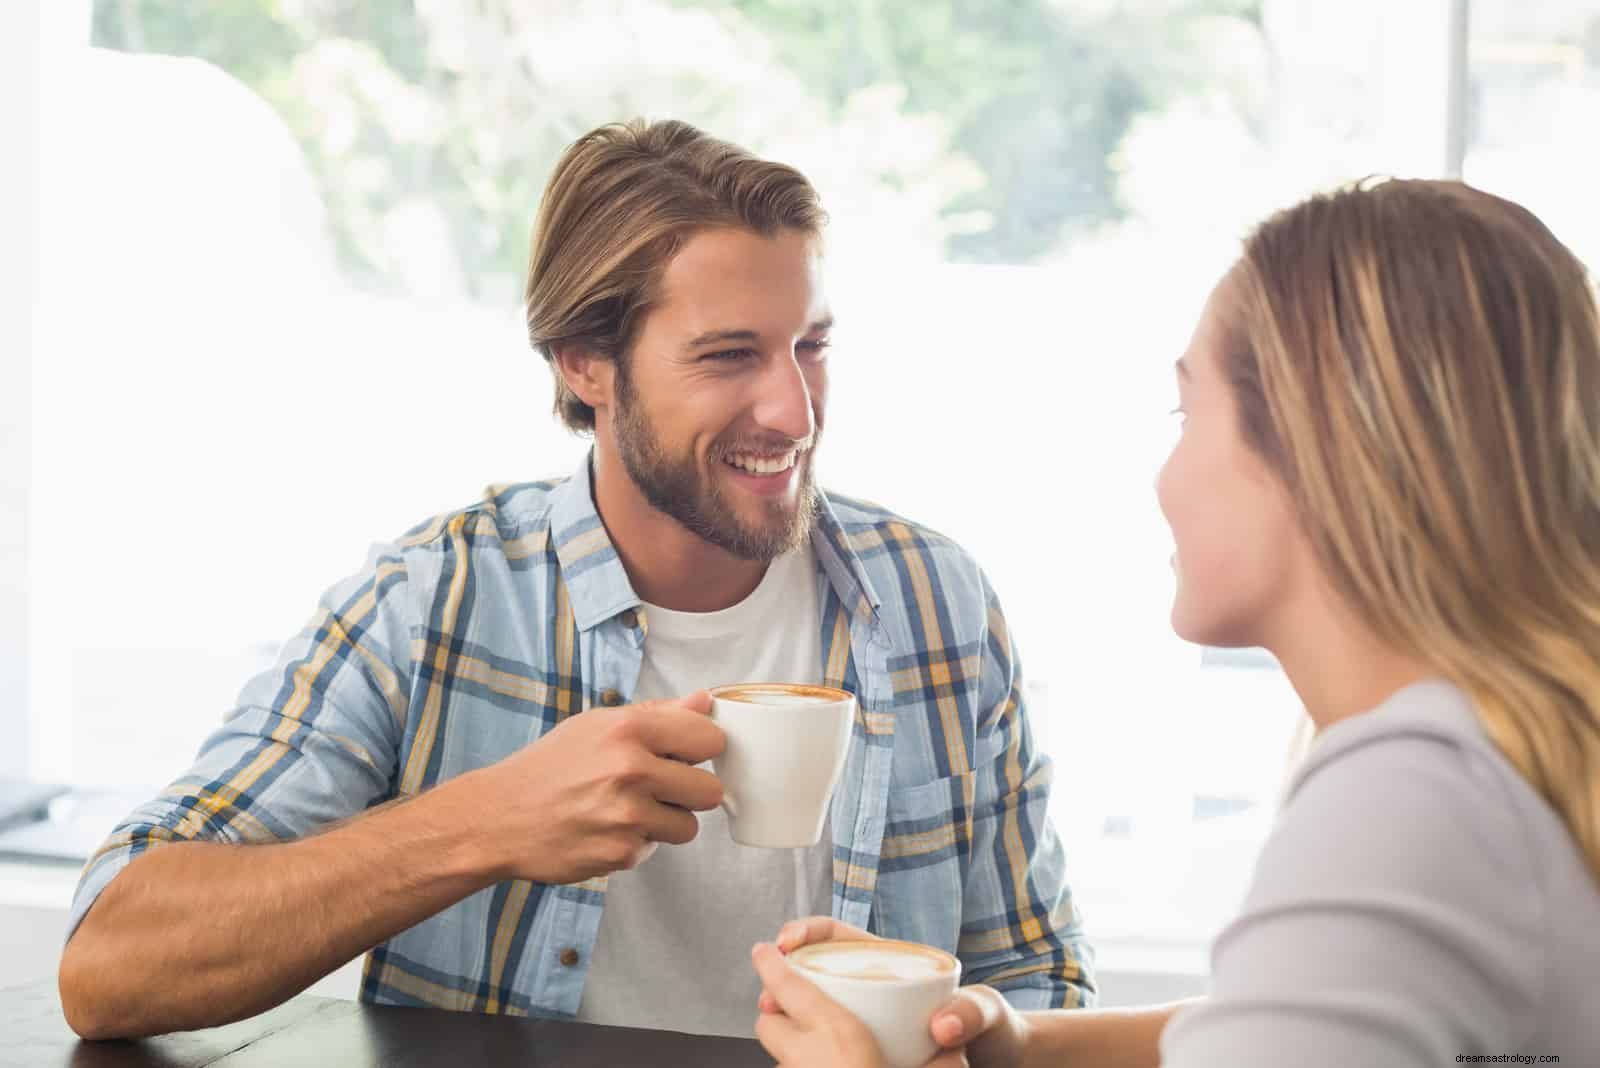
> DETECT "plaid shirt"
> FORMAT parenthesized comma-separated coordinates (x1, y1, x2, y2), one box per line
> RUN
(69, 455, 1095, 1017)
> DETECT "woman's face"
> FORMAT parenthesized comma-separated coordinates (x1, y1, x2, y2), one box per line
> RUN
(1157, 279, 1305, 649)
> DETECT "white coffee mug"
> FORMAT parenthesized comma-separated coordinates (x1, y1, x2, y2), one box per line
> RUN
(788, 939, 962, 1068)
(708, 683, 855, 848)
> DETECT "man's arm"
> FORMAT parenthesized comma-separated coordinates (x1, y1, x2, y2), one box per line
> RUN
(59, 534, 724, 1039)
(59, 692, 725, 1039)
(59, 542, 420, 1037)
(957, 572, 1096, 1008)
(60, 773, 494, 1038)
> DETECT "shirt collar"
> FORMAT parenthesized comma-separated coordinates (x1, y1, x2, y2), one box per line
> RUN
(809, 493, 886, 631)
(547, 452, 640, 632)
(546, 450, 885, 634)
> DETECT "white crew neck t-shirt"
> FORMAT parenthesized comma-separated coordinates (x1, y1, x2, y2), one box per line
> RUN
(575, 545, 833, 1038)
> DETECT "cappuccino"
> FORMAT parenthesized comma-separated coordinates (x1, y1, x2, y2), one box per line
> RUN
(708, 683, 855, 848)
(711, 683, 850, 705)
(787, 939, 961, 1068)
(789, 941, 957, 982)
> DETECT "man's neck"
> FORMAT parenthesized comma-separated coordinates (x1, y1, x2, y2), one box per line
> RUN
(589, 446, 771, 613)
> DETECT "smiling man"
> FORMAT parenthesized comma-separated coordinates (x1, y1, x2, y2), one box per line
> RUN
(58, 120, 1094, 1041)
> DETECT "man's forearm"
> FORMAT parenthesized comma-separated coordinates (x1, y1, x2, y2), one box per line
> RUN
(59, 770, 502, 1040)
(1022, 1001, 1193, 1068)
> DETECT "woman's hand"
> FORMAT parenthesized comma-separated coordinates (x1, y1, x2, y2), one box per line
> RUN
(927, 984, 1032, 1068)
(750, 941, 892, 1068)
(752, 942, 974, 1067)
(756, 917, 876, 1015)
(756, 916, 1032, 1068)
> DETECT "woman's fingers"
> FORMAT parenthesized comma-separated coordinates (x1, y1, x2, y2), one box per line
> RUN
(754, 1004, 808, 1063)
(931, 985, 1006, 1048)
(752, 942, 844, 1022)
(926, 1053, 971, 1068)
(774, 916, 876, 953)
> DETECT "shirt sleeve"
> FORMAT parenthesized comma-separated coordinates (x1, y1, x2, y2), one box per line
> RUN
(1161, 730, 1544, 1067)
(65, 542, 417, 941)
(957, 572, 1097, 1009)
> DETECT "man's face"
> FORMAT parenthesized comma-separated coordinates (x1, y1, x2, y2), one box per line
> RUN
(606, 226, 831, 561)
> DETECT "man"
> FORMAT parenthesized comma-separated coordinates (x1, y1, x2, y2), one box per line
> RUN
(59, 119, 1094, 1040)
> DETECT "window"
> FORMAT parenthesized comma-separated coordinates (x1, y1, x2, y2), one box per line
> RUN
(11, 0, 1597, 946)
(1465, 1, 1600, 267)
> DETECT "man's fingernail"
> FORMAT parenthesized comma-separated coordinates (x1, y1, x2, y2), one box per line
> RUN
(935, 1014, 962, 1040)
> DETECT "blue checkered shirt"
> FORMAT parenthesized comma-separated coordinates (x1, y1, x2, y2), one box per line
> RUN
(69, 455, 1095, 1016)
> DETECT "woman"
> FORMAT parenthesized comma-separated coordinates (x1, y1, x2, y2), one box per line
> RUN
(751, 179, 1600, 1067)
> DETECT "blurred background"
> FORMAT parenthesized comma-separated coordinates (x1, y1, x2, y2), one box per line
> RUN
(2, 0, 1597, 1002)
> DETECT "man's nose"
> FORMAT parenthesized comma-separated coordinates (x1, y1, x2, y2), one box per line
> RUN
(750, 352, 815, 442)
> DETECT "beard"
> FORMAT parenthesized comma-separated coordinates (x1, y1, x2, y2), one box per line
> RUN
(611, 363, 819, 562)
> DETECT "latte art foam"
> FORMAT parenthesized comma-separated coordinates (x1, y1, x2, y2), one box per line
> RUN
(791, 941, 956, 982)
(710, 682, 853, 705)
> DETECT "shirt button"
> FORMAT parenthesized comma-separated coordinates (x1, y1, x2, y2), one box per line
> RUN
(619, 608, 639, 630)
(559, 947, 580, 968)
(599, 688, 623, 707)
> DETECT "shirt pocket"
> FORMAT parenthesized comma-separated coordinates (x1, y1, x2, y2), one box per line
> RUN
(872, 771, 976, 954)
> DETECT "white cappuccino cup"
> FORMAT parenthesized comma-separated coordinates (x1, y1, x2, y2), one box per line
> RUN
(788, 939, 962, 1068)
(708, 683, 855, 848)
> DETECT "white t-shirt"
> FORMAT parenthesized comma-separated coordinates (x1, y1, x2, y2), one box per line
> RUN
(575, 545, 834, 1037)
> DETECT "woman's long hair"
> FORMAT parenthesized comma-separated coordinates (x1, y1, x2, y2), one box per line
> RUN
(1227, 179, 1600, 884)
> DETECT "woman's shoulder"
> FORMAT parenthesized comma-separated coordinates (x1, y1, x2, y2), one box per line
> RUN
(1295, 678, 1489, 781)
(1169, 679, 1586, 1063)
(1268, 679, 1542, 906)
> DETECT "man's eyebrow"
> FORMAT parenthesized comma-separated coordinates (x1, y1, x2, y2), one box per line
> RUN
(683, 318, 835, 351)
(684, 329, 760, 351)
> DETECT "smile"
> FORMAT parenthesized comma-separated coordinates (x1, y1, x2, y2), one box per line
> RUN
(723, 450, 800, 475)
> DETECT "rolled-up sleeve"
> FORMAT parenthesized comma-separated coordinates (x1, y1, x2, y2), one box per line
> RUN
(66, 543, 416, 940)
(956, 574, 1096, 1009)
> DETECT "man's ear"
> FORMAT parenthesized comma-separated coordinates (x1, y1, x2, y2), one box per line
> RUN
(552, 343, 617, 414)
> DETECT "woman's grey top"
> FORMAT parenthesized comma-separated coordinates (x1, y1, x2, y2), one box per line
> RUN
(1161, 679, 1599, 1067)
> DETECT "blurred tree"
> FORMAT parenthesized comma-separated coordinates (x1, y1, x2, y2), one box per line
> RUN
(93, 0, 1261, 294)
(691, 0, 1261, 260)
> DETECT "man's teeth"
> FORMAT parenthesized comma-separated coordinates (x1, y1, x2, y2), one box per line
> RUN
(726, 452, 798, 475)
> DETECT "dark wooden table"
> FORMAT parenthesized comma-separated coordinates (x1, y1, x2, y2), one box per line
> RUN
(0, 979, 772, 1067)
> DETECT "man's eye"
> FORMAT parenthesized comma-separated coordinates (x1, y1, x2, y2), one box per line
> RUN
(798, 338, 831, 357)
(705, 348, 757, 362)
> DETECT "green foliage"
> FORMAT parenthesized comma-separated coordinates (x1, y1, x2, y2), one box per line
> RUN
(91, 0, 1260, 292)
(694, 0, 1261, 259)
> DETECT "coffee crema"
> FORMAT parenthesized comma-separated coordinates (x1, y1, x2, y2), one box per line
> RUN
(789, 940, 957, 982)
(710, 683, 852, 705)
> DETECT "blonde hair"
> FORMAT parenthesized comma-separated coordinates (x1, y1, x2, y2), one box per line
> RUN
(1227, 178, 1600, 884)
(524, 119, 827, 431)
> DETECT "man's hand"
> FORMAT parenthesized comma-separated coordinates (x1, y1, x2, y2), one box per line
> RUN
(467, 691, 725, 885)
